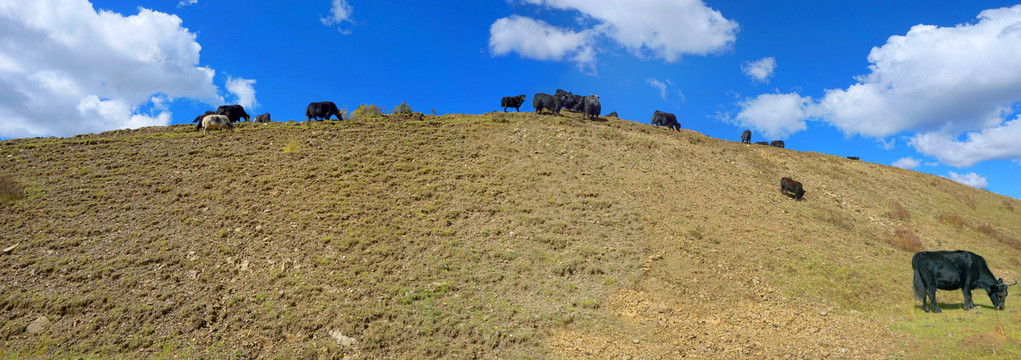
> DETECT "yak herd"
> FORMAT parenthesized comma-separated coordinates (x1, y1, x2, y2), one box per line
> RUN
(192, 97, 1014, 314)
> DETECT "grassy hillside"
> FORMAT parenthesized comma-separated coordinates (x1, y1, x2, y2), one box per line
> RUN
(1, 111, 1020, 358)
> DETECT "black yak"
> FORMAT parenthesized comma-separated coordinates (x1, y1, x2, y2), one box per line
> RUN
(501, 95, 526, 112)
(306, 101, 343, 121)
(651, 110, 680, 131)
(741, 130, 751, 144)
(532, 93, 562, 115)
(254, 113, 271, 123)
(583, 95, 601, 119)
(607, 111, 618, 118)
(847, 156, 860, 160)
(191, 110, 216, 123)
(755, 141, 769, 145)
(913, 250, 1015, 313)
(216, 105, 250, 123)
(780, 177, 805, 201)
(770, 140, 785, 148)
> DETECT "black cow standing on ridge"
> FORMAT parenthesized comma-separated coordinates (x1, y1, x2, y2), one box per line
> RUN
(651, 110, 680, 131)
(216, 105, 251, 123)
(532, 93, 562, 115)
(583, 95, 601, 119)
(306, 101, 343, 121)
(912, 250, 1015, 313)
(191, 110, 216, 124)
(501, 95, 526, 112)
(741, 130, 751, 144)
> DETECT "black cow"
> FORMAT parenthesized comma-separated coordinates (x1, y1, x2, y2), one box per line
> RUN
(912, 250, 1015, 313)
(770, 140, 785, 148)
(583, 95, 601, 119)
(780, 177, 805, 201)
(741, 130, 751, 144)
(216, 105, 250, 123)
(254, 113, 271, 123)
(846, 156, 860, 160)
(532, 93, 562, 115)
(607, 111, 618, 118)
(191, 110, 216, 124)
(754, 141, 769, 145)
(501, 95, 526, 112)
(556, 89, 584, 112)
(651, 110, 680, 131)
(306, 101, 343, 121)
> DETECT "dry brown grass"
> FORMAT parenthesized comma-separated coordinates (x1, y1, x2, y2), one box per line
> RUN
(1005, 200, 1016, 212)
(885, 200, 911, 222)
(886, 227, 924, 252)
(0, 175, 25, 203)
(977, 223, 1021, 251)
(817, 208, 854, 230)
(937, 213, 966, 230)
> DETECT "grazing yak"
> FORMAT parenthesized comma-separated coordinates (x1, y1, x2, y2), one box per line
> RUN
(754, 141, 769, 145)
(501, 95, 526, 112)
(846, 156, 860, 160)
(583, 95, 601, 119)
(770, 140, 785, 148)
(306, 101, 343, 121)
(216, 105, 250, 123)
(607, 111, 618, 118)
(198, 114, 234, 134)
(913, 250, 1015, 313)
(191, 110, 216, 124)
(532, 93, 562, 115)
(556, 89, 585, 112)
(741, 130, 751, 144)
(780, 177, 805, 201)
(651, 110, 681, 131)
(254, 113, 271, 123)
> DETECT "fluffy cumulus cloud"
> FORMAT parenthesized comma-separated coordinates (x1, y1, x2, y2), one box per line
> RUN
(731, 93, 811, 140)
(736, 5, 1021, 167)
(947, 171, 989, 188)
(226, 77, 258, 111)
(892, 157, 921, 169)
(321, 0, 354, 34)
(490, 0, 737, 70)
(742, 57, 776, 83)
(489, 15, 595, 71)
(0, 0, 223, 138)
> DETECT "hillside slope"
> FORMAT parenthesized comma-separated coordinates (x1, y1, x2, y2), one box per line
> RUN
(1, 112, 1020, 358)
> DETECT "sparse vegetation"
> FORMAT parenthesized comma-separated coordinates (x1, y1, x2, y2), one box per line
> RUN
(0, 111, 1018, 358)
(351, 104, 383, 120)
(0, 175, 25, 203)
(392, 101, 412, 115)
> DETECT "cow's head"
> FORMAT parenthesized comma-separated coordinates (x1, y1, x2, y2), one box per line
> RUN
(989, 278, 1017, 310)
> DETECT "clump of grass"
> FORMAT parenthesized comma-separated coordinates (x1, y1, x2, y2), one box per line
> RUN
(885, 200, 911, 222)
(976, 223, 1021, 250)
(1004, 200, 1015, 212)
(885, 227, 924, 252)
(817, 208, 854, 230)
(0, 175, 26, 203)
(392, 101, 412, 115)
(937, 213, 965, 230)
(958, 193, 977, 210)
(282, 139, 300, 154)
(351, 104, 383, 120)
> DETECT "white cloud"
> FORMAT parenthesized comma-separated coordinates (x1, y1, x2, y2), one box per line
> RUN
(742, 57, 776, 83)
(490, 0, 737, 71)
(908, 117, 1021, 167)
(489, 15, 596, 71)
(320, 0, 354, 34)
(177, 0, 197, 7)
(947, 171, 989, 188)
(0, 0, 222, 138)
(226, 76, 258, 111)
(892, 157, 921, 169)
(731, 92, 811, 140)
(646, 78, 669, 100)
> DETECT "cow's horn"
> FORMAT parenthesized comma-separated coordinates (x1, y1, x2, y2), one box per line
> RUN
(1008, 280, 1018, 286)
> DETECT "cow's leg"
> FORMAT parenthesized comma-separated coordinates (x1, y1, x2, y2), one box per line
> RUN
(963, 289, 974, 310)
(928, 288, 941, 313)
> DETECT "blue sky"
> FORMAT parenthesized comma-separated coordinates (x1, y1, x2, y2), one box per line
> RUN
(1, 1, 1020, 199)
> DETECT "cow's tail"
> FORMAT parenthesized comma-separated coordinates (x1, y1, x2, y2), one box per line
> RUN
(912, 266, 926, 301)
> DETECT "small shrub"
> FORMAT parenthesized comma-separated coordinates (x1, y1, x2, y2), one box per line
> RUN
(392, 101, 412, 115)
(884, 200, 911, 222)
(351, 104, 383, 120)
(817, 208, 854, 230)
(282, 139, 300, 154)
(1004, 200, 1015, 212)
(0, 175, 25, 203)
(886, 227, 924, 252)
(958, 193, 977, 210)
(937, 213, 965, 230)
(977, 223, 1021, 250)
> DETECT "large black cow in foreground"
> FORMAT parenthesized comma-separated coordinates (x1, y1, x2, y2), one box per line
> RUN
(651, 110, 680, 131)
(216, 105, 250, 123)
(501, 95, 526, 112)
(912, 250, 1015, 313)
(306, 101, 343, 121)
